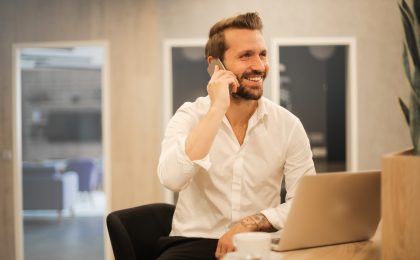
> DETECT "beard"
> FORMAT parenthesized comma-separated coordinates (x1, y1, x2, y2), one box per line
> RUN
(231, 86, 262, 100)
(231, 70, 266, 100)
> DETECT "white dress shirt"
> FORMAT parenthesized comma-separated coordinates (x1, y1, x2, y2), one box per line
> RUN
(158, 96, 315, 238)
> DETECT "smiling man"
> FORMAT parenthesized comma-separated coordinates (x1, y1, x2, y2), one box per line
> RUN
(157, 12, 315, 259)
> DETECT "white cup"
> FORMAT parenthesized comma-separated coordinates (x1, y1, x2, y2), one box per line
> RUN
(232, 232, 271, 260)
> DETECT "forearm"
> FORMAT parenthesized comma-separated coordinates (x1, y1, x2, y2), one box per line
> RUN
(240, 213, 277, 232)
(185, 106, 225, 161)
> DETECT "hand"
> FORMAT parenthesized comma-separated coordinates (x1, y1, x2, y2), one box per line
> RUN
(215, 213, 276, 259)
(207, 65, 239, 112)
(215, 222, 253, 259)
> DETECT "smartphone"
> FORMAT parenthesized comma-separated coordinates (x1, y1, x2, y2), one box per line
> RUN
(207, 58, 226, 76)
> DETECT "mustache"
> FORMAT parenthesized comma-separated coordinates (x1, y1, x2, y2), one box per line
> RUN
(240, 70, 266, 79)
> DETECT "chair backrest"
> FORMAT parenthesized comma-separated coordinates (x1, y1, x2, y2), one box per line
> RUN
(106, 203, 175, 260)
(65, 159, 97, 191)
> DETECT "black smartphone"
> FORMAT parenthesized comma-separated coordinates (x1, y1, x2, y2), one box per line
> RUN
(207, 58, 226, 76)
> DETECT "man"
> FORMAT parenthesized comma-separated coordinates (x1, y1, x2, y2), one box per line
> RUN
(157, 12, 315, 259)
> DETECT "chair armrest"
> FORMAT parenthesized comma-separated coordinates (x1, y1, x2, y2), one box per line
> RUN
(107, 203, 175, 260)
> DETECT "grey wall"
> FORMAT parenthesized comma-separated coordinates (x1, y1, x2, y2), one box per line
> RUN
(21, 69, 102, 161)
(159, 0, 411, 170)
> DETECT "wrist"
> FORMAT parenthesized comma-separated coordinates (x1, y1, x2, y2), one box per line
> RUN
(239, 218, 259, 232)
(239, 213, 276, 233)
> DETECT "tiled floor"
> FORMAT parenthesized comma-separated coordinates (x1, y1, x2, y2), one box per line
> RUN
(23, 191, 106, 260)
(24, 216, 104, 260)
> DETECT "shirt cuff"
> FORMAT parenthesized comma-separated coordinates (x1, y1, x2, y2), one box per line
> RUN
(177, 136, 212, 172)
(260, 205, 289, 231)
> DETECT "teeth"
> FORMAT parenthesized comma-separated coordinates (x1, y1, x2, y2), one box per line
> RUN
(247, 76, 262, 82)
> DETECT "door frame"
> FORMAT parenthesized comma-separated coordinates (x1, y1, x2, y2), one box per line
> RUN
(270, 37, 358, 171)
(12, 41, 112, 260)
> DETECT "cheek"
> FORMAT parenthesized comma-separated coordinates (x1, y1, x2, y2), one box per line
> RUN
(223, 61, 244, 74)
(264, 63, 270, 75)
(232, 65, 249, 77)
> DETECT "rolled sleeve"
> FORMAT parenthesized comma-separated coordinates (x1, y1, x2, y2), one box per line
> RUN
(176, 136, 212, 172)
(159, 135, 211, 192)
(158, 101, 211, 192)
(261, 201, 293, 230)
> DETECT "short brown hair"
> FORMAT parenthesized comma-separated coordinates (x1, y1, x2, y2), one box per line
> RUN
(205, 12, 263, 60)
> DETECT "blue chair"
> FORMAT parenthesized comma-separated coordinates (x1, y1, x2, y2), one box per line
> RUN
(65, 158, 98, 193)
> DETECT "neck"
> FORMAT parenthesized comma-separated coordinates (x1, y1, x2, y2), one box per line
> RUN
(226, 98, 258, 126)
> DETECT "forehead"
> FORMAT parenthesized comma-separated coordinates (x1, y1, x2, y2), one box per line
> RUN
(224, 29, 267, 54)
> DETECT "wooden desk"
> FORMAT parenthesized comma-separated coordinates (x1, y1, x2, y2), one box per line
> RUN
(269, 225, 381, 260)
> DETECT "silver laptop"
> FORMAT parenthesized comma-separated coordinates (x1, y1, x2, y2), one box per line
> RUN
(272, 171, 381, 252)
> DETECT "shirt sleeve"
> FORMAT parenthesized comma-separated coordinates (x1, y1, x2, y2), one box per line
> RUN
(260, 119, 316, 230)
(157, 104, 212, 192)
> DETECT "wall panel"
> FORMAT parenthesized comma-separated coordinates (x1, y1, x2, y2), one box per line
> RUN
(0, 0, 162, 258)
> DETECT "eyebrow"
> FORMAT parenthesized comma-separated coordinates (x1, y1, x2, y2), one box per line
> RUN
(237, 49, 267, 56)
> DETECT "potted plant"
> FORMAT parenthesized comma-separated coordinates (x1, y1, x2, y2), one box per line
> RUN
(382, 0, 420, 259)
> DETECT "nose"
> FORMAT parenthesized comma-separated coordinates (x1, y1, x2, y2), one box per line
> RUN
(250, 56, 266, 72)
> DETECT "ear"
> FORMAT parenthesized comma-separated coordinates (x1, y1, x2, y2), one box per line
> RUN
(207, 56, 214, 65)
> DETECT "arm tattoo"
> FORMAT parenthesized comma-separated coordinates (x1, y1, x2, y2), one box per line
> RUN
(240, 213, 277, 232)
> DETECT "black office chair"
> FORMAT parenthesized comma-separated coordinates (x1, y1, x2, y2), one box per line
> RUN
(106, 203, 175, 260)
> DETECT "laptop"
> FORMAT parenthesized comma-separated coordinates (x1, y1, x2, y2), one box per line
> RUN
(272, 171, 381, 252)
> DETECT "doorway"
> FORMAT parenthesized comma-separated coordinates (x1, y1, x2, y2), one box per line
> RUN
(270, 38, 358, 172)
(13, 42, 111, 260)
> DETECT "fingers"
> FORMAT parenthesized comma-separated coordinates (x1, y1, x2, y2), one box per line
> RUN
(230, 80, 239, 93)
(215, 242, 223, 259)
(215, 239, 235, 259)
(207, 68, 239, 111)
(210, 66, 236, 83)
(209, 69, 239, 91)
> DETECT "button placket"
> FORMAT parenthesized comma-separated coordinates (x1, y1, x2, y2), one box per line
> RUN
(231, 155, 243, 222)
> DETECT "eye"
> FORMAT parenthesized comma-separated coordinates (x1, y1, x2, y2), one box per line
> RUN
(240, 51, 253, 59)
(260, 51, 267, 59)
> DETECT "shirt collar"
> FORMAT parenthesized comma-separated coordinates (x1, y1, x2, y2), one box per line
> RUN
(256, 97, 268, 121)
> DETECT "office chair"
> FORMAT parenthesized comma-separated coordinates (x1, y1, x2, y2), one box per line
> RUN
(106, 203, 175, 260)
